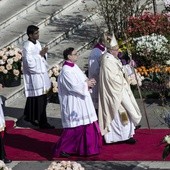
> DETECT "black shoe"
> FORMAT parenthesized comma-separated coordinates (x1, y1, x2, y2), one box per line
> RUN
(24, 117, 39, 127)
(60, 152, 70, 158)
(39, 123, 55, 129)
(135, 125, 141, 130)
(2, 158, 12, 164)
(125, 137, 136, 144)
(30, 121, 39, 127)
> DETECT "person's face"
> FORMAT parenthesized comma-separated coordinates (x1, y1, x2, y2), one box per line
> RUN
(29, 30, 39, 41)
(68, 50, 79, 63)
(110, 46, 119, 57)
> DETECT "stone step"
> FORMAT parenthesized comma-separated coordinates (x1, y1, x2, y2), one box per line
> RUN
(0, 0, 39, 30)
(0, 0, 78, 49)
(1, 12, 104, 106)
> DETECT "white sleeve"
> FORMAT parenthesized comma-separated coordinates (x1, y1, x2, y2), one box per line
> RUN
(61, 70, 89, 97)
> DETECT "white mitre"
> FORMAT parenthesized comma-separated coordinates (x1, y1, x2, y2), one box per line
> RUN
(110, 33, 118, 47)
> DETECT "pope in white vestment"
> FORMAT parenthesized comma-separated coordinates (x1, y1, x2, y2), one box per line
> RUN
(98, 34, 142, 144)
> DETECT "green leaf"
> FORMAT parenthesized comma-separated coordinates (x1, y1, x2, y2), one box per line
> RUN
(162, 145, 170, 160)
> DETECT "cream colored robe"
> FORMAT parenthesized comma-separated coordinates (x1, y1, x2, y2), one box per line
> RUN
(98, 52, 142, 136)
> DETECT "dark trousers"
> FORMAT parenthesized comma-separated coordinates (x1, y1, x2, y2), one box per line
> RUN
(0, 132, 6, 160)
(24, 94, 48, 126)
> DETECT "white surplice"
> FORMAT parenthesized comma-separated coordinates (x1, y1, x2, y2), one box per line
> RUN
(58, 63, 98, 128)
(22, 40, 51, 97)
(0, 97, 5, 132)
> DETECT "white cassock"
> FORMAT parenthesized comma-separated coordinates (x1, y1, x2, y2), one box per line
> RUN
(0, 97, 5, 132)
(88, 45, 106, 109)
(98, 52, 142, 143)
(58, 62, 98, 128)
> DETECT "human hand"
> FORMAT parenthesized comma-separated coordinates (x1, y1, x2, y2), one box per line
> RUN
(86, 78, 96, 88)
(40, 46, 48, 57)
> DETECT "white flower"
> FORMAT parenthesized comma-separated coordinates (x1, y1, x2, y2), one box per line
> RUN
(8, 50, 15, 57)
(48, 70, 53, 77)
(166, 60, 170, 65)
(50, 76, 56, 82)
(13, 69, 20, 76)
(52, 81, 58, 87)
(0, 50, 4, 56)
(0, 160, 12, 170)
(0, 59, 5, 65)
(13, 56, 19, 62)
(133, 34, 169, 58)
(164, 0, 170, 7)
(7, 58, 13, 65)
(164, 135, 170, 144)
(6, 64, 12, 70)
(46, 161, 85, 170)
(52, 87, 58, 93)
(3, 69, 8, 74)
(0, 66, 5, 72)
(2, 55, 7, 61)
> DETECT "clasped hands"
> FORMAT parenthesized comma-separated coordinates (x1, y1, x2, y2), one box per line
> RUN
(40, 46, 48, 57)
(86, 78, 96, 88)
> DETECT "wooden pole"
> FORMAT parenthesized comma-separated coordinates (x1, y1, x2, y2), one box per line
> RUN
(123, 34, 151, 130)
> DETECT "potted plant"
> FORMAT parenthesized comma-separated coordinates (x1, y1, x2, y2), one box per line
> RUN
(0, 45, 22, 87)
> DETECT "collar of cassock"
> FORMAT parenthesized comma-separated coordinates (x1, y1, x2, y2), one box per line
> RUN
(94, 43, 105, 52)
(63, 60, 74, 67)
(28, 38, 36, 44)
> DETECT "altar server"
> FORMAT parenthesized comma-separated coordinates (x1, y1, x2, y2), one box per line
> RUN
(22, 25, 54, 129)
(53, 47, 101, 157)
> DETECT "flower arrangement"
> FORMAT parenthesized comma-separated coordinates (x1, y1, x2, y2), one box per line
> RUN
(45, 161, 85, 170)
(136, 65, 170, 81)
(162, 134, 170, 160)
(133, 34, 170, 66)
(136, 65, 170, 104)
(0, 160, 12, 170)
(0, 45, 22, 87)
(164, 0, 170, 11)
(126, 12, 170, 38)
(48, 64, 61, 93)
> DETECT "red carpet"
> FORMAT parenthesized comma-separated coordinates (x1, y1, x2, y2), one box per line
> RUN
(4, 127, 170, 161)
